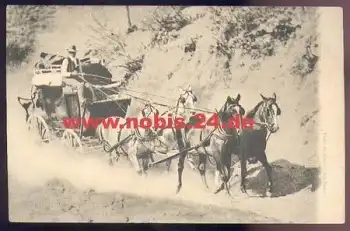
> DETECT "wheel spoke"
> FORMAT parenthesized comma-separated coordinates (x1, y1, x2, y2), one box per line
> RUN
(26, 115, 51, 144)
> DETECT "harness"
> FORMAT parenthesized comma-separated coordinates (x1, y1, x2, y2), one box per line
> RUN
(194, 104, 242, 165)
(133, 91, 196, 154)
(252, 101, 280, 142)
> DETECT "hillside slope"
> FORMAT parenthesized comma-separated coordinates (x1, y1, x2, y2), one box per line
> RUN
(93, 6, 320, 167)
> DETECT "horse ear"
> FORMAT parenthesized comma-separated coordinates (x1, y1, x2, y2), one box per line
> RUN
(178, 86, 185, 92)
(227, 96, 232, 102)
(273, 92, 277, 100)
(260, 94, 267, 100)
(236, 93, 241, 102)
(187, 85, 192, 91)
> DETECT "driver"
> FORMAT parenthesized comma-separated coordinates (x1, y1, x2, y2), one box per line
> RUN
(60, 45, 86, 116)
(61, 45, 81, 85)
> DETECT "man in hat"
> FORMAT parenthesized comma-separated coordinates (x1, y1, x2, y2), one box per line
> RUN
(61, 45, 80, 81)
(59, 45, 85, 117)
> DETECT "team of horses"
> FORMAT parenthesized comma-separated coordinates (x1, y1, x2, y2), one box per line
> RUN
(19, 62, 282, 197)
(98, 85, 282, 197)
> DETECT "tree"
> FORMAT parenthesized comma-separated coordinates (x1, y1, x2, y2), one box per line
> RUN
(126, 6, 132, 28)
(126, 6, 137, 34)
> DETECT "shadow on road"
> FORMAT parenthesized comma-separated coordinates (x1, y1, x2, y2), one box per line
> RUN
(244, 159, 320, 197)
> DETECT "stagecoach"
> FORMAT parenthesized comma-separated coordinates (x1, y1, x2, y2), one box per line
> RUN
(18, 53, 132, 154)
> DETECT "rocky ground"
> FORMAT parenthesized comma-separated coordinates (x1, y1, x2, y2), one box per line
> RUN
(9, 177, 280, 223)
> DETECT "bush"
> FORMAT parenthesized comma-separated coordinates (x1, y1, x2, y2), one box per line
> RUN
(291, 43, 319, 80)
(209, 7, 310, 61)
(86, 13, 145, 86)
(6, 5, 56, 67)
(141, 6, 192, 46)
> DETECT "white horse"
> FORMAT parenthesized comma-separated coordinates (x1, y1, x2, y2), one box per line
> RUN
(184, 94, 246, 193)
(96, 85, 198, 175)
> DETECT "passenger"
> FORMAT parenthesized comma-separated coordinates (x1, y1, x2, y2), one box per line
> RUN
(34, 52, 50, 71)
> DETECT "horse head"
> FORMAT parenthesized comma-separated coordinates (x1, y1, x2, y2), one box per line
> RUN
(140, 101, 159, 118)
(222, 94, 245, 118)
(135, 101, 160, 138)
(177, 85, 198, 120)
(259, 93, 281, 133)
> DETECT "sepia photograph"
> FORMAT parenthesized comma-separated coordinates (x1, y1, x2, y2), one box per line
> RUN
(6, 5, 344, 223)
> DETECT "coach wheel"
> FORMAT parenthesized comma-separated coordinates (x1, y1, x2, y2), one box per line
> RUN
(61, 129, 83, 153)
(27, 115, 51, 144)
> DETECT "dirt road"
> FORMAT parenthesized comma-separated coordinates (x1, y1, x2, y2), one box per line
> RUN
(7, 65, 319, 223)
(9, 177, 279, 223)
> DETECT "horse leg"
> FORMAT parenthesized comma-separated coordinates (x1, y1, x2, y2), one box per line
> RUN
(128, 140, 143, 175)
(213, 162, 225, 194)
(140, 153, 151, 177)
(166, 159, 172, 172)
(240, 158, 248, 194)
(211, 141, 225, 194)
(174, 129, 187, 194)
(223, 153, 232, 196)
(155, 135, 173, 172)
(197, 150, 209, 189)
(214, 170, 220, 187)
(221, 142, 232, 196)
(257, 153, 274, 196)
(106, 128, 121, 166)
(176, 151, 186, 194)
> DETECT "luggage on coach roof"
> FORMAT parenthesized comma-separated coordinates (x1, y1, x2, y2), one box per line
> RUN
(31, 72, 63, 87)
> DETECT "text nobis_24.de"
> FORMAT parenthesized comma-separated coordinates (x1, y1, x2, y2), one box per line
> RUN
(176, 113, 255, 129)
(62, 113, 255, 130)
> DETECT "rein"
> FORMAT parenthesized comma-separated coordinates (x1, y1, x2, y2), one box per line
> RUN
(251, 101, 276, 142)
(254, 121, 272, 142)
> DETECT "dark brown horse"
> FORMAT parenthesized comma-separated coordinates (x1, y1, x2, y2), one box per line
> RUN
(239, 93, 281, 196)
